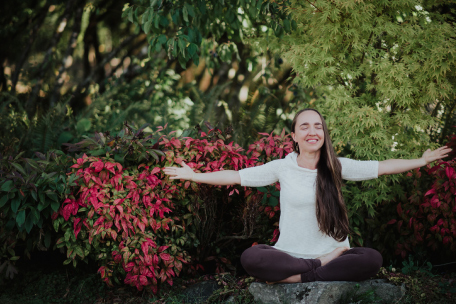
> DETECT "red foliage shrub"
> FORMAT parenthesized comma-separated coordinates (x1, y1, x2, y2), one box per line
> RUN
(53, 127, 294, 292)
(54, 154, 189, 293)
(386, 159, 456, 258)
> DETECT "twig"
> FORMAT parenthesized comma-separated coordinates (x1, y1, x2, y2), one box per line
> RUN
(360, 31, 374, 65)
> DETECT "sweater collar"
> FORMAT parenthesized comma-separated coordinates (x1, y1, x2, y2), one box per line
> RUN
(286, 152, 318, 172)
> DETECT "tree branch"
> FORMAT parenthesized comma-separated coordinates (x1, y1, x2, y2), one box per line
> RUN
(49, 1, 85, 107)
(360, 31, 374, 65)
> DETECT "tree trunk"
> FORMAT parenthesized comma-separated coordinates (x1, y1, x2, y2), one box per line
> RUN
(25, 0, 76, 119)
(11, 2, 50, 93)
(70, 34, 139, 111)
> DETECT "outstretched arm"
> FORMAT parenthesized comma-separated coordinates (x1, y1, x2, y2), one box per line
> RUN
(378, 146, 452, 176)
(163, 162, 241, 185)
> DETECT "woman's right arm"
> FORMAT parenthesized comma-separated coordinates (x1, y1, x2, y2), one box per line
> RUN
(163, 162, 241, 185)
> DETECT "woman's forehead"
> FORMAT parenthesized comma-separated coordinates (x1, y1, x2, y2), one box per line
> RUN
(296, 111, 322, 124)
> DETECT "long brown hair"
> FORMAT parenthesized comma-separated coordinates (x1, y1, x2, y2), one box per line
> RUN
(291, 109, 349, 242)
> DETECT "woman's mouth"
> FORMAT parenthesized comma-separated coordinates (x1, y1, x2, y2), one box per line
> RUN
(306, 139, 318, 143)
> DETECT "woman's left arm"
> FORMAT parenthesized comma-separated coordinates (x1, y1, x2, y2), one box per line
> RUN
(378, 146, 452, 176)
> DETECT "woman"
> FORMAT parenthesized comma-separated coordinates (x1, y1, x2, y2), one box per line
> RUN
(163, 109, 451, 284)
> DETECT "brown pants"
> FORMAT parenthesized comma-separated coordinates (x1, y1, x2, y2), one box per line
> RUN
(240, 245, 382, 282)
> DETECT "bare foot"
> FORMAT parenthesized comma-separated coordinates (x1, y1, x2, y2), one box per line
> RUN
(317, 247, 350, 266)
(266, 274, 301, 285)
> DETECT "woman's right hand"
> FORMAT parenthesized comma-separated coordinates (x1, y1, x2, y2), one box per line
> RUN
(163, 161, 195, 181)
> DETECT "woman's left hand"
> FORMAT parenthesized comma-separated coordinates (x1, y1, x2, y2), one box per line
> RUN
(422, 146, 452, 164)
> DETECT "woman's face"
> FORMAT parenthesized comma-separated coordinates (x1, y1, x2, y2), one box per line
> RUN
(291, 110, 325, 154)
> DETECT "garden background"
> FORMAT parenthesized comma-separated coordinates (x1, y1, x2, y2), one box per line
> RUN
(1, 0, 456, 303)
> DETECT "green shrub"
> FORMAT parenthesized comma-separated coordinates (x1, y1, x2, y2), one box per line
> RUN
(0, 150, 72, 278)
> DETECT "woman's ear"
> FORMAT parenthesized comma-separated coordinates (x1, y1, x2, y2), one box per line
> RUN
(291, 132, 296, 142)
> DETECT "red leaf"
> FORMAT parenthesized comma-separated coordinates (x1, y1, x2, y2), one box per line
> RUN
(111, 230, 117, 240)
(424, 188, 436, 196)
(397, 203, 403, 216)
(139, 275, 148, 286)
(151, 167, 160, 175)
(160, 253, 170, 261)
(91, 161, 104, 172)
(124, 262, 135, 272)
(158, 245, 169, 253)
(73, 218, 82, 238)
(446, 167, 454, 179)
(387, 219, 397, 225)
(104, 162, 116, 174)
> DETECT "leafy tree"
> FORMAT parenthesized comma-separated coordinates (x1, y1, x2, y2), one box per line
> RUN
(129, 0, 456, 246)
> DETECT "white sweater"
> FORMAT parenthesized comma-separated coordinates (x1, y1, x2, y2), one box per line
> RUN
(239, 152, 378, 259)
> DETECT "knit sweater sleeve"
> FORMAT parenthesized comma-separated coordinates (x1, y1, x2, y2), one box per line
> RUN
(238, 159, 282, 187)
(339, 157, 379, 181)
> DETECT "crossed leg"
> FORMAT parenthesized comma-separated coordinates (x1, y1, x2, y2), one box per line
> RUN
(240, 245, 382, 283)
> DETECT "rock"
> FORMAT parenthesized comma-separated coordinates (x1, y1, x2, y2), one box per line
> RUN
(179, 280, 221, 303)
(249, 279, 405, 304)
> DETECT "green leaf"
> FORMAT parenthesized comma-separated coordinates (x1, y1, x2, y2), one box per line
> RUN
(128, 7, 133, 22)
(75, 247, 84, 258)
(157, 34, 167, 45)
(11, 198, 21, 213)
(141, 8, 150, 24)
(1, 180, 13, 192)
(11, 163, 26, 175)
(53, 219, 60, 232)
(159, 16, 169, 27)
(64, 229, 71, 242)
(154, 15, 160, 29)
(63, 258, 72, 265)
(76, 119, 92, 134)
(39, 191, 45, 204)
(183, 5, 189, 22)
(51, 200, 60, 212)
(291, 19, 297, 30)
(45, 231, 51, 248)
(31, 207, 40, 222)
(188, 43, 198, 57)
(178, 37, 186, 56)
(144, 20, 152, 34)
(0, 195, 8, 208)
(46, 191, 58, 202)
(283, 19, 291, 33)
(90, 149, 105, 156)
(25, 211, 34, 233)
(16, 210, 26, 227)
(57, 131, 74, 146)
(268, 196, 279, 207)
(192, 54, 199, 66)
(31, 191, 37, 201)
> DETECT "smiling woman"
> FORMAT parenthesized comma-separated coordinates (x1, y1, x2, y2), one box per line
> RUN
(163, 108, 451, 284)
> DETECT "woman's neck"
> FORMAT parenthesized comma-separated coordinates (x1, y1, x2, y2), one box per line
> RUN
(296, 151, 320, 170)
